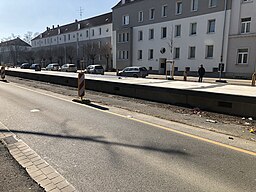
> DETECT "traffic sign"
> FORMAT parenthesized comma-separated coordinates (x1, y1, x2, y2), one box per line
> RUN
(78, 72, 85, 99)
(1, 66, 5, 80)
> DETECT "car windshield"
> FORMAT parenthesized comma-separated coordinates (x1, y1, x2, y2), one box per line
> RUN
(140, 67, 147, 71)
(95, 66, 103, 69)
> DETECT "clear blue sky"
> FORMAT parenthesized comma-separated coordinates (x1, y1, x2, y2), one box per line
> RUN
(0, 0, 118, 40)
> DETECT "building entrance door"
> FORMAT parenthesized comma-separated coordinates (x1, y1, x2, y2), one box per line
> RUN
(159, 58, 167, 74)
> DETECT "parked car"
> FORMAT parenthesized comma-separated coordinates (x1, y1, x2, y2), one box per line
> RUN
(118, 66, 148, 78)
(46, 63, 60, 71)
(61, 64, 77, 72)
(20, 63, 31, 69)
(86, 65, 104, 75)
(30, 64, 41, 71)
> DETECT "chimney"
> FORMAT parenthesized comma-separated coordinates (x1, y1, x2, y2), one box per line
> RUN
(52, 25, 54, 29)
(75, 19, 78, 23)
(57, 25, 60, 28)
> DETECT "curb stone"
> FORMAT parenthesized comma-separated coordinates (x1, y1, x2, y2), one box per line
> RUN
(0, 131, 77, 192)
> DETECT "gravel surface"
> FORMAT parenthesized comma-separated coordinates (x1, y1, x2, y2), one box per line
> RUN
(5, 76, 256, 142)
(0, 141, 44, 192)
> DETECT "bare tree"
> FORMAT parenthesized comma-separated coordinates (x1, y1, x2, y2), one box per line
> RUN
(20, 48, 35, 64)
(45, 48, 53, 64)
(83, 42, 99, 66)
(66, 46, 76, 63)
(99, 42, 112, 71)
(35, 49, 46, 67)
(56, 46, 65, 65)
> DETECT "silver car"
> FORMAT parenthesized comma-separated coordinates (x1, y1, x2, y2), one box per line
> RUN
(118, 66, 148, 78)
(46, 63, 60, 71)
(61, 64, 77, 72)
(86, 65, 104, 75)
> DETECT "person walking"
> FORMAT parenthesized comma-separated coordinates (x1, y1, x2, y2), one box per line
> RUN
(198, 64, 205, 82)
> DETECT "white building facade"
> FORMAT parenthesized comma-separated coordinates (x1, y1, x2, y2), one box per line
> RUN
(227, 0, 256, 78)
(31, 12, 113, 70)
(113, 0, 232, 74)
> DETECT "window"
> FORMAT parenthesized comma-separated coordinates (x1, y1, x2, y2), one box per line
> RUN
(237, 49, 248, 64)
(176, 1, 182, 15)
(162, 5, 167, 17)
(209, 0, 217, 8)
(174, 47, 180, 59)
(190, 23, 197, 35)
(123, 15, 129, 25)
(189, 46, 196, 59)
(118, 50, 129, 60)
(175, 25, 181, 37)
(149, 29, 154, 40)
(138, 11, 143, 22)
(208, 19, 216, 33)
(149, 8, 155, 20)
(99, 28, 102, 35)
(191, 0, 198, 11)
(149, 49, 154, 60)
(124, 51, 129, 60)
(138, 31, 143, 41)
(241, 18, 251, 34)
(138, 50, 143, 60)
(161, 27, 167, 39)
(68, 34, 70, 40)
(86, 30, 89, 38)
(206, 45, 214, 58)
(92, 29, 95, 36)
(118, 32, 129, 43)
(126, 33, 129, 42)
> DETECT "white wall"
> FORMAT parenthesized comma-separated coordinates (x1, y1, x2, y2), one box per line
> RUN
(230, 0, 256, 35)
(132, 11, 231, 72)
(32, 23, 113, 47)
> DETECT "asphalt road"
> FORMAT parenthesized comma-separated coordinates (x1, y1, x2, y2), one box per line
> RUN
(0, 81, 255, 192)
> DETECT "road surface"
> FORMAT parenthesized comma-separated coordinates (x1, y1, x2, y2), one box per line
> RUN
(0, 80, 255, 192)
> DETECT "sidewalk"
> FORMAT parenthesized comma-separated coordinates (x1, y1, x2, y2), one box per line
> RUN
(104, 72, 253, 86)
(0, 141, 44, 192)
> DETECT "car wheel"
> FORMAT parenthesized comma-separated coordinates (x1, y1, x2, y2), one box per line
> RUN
(133, 74, 138, 78)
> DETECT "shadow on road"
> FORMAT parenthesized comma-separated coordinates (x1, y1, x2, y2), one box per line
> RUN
(188, 83, 227, 90)
(0, 129, 189, 156)
(0, 80, 9, 83)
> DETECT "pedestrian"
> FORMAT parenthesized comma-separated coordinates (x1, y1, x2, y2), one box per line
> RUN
(198, 64, 205, 82)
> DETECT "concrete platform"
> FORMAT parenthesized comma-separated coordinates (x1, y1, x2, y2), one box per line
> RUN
(5, 68, 256, 118)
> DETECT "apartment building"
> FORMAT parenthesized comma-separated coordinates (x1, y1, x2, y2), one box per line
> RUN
(112, 0, 232, 74)
(0, 37, 31, 65)
(31, 12, 113, 69)
(227, 0, 256, 78)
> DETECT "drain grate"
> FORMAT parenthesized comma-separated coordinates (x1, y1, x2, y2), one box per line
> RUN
(3, 136, 18, 145)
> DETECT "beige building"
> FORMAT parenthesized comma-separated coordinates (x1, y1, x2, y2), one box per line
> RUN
(227, 0, 256, 78)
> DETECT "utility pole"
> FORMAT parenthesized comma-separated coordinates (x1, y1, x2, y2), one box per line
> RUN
(167, 25, 175, 80)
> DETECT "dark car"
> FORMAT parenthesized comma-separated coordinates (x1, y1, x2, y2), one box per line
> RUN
(86, 65, 104, 75)
(118, 66, 148, 78)
(20, 63, 31, 69)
